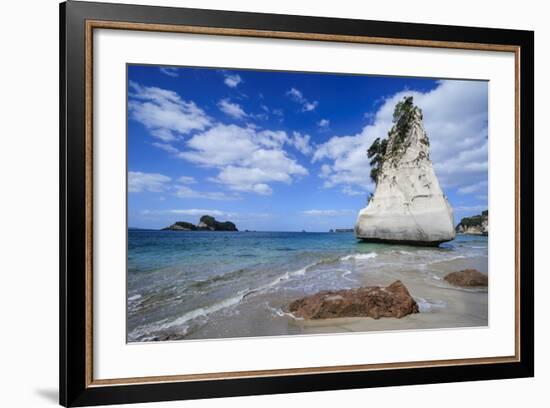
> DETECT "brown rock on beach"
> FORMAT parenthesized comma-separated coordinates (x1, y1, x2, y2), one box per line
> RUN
(288, 280, 419, 320)
(444, 269, 488, 287)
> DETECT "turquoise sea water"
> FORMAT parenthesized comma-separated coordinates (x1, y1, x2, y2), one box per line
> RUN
(127, 231, 488, 342)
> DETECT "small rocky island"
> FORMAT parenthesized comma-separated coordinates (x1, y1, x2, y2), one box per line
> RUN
(355, 96, 455, 246)
(163, 215, 238, 232)
(456, 210, 488, 235)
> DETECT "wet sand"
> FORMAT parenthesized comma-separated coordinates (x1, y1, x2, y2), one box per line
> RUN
(291, 255, 488, 335)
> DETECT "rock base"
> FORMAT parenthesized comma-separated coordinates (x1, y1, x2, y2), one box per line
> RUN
(288, 280, 419, 320)
(356, 236, 448, 247)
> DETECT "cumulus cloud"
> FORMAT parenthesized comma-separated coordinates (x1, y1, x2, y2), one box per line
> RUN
(159, 67, 179, 77)
(302, 209, 355, 216)
(146, 208, 232, 217)
(313, 80, 488, 199)
(128, 171, 171, 193)
(318, 119, 330, 129)
(341, 186, 365, 196)
(150, 128, 177, 142)
(286, 87, 318, 112)
(128, 171, 238, 201)
(223, 73, 242, 88)
(177, 176, 196, 184)
(152, 142, 180, 154)
(174, 185, 240, 201)
(177, 124, 308, 195)
(457, 180, 488, 195)
(128, 81, 211, 138)
(218, 99, 247, 120)
(290, 132, 313, 155)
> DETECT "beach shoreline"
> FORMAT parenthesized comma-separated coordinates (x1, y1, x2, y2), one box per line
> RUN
(127, 231, 488, 342)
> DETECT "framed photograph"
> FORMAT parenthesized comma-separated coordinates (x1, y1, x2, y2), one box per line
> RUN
(60, 1, 534, 406)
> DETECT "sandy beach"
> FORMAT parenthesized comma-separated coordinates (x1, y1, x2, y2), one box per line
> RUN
(128, 231, 488, 342)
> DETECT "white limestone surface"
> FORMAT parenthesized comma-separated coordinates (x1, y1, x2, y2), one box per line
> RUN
(355, 107, 455, 245)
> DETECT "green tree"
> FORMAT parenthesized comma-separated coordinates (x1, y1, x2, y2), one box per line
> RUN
(391, 96, 418, 152)
(367, 137, 388, 183)
(367, 96, 421, 184)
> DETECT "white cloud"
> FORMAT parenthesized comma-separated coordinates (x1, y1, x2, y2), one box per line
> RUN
(128, 171, 239, 201)
(286, 87, 318, 112)
(128, 81, 211, 138)
(312, 80, 488, 198)
(148, 208, 232, 217)
(159, 67, 179, 77)
(290, 131, 313, 155)
(152, 142, 180, 154)
(453, 205, 488, 213)
(363, 111, 375, 124)
(218, 99, 247, 120)
(318, 119, 330, 129)
(177, 124, 308, 195)
(341, 186, 366, 196)
(150, 128, 177, 142)
(457, 180, 488, 195)
(223, 73, 242, 88)
(302, 209, 355, 216)
(128, 171, 171, 193)
(177, 176, 196, 184)
(174, 185, 240, 201)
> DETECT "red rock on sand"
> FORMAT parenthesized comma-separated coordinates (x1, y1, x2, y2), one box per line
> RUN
(288, 280, 419, 320)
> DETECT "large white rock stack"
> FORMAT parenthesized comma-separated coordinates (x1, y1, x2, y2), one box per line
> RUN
(355, 97, 455, 246)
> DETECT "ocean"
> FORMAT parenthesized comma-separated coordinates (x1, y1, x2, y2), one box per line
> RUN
(127, 230, 488, 342)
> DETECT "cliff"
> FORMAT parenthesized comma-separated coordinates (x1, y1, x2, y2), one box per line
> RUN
(355, 96, 455, 246)
(163, 215, 238, 232)
(456, 210, 488, 235)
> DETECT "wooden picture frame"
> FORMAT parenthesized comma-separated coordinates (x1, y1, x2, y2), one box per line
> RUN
(60, 1, 534, 406)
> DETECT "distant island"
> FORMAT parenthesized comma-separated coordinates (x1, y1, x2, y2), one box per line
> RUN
(456, 210, 488, 235)
(163, 215, 238, 232)
(329, 229, 354, 233)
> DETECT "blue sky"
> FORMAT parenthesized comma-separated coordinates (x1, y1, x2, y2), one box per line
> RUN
(128, 65, 488, 231)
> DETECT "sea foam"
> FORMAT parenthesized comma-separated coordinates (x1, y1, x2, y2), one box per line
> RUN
(340, 252, 377, 261)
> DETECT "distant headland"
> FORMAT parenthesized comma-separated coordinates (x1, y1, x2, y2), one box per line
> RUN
(162, 215, 238, 232)
(456, 210, 488, 236)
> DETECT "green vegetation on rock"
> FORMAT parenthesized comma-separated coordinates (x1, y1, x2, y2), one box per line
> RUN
(367, 96, 424, 183)
(198, 215, 238, 231)
(163, 215, 238, 232)
(367, 137, 388, 183)
(455, 210, 489, 235)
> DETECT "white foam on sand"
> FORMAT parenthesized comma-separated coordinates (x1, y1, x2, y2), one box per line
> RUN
(340, 252, 377, 261)
(415, 297, 447, 313)
(266, 303, 304, 321)
(129, 289, 250, 341)
(341, 269, 356, 282)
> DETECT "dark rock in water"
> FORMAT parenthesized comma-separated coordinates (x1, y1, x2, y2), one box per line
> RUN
(444, 269, 488, 287)
(288, 280, 419, 320)
(456, 210, 488, 235)
(162, 221, 197, 231)
(197, 215, 238, 231)
(162, 215, 238, 232)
